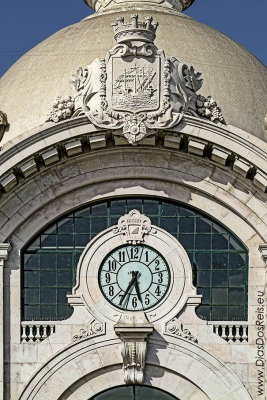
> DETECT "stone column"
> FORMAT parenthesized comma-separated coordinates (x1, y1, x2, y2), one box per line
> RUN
(0, 244, 11, 399)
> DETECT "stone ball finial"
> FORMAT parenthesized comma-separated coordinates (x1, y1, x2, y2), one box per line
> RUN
(83, 0, 195, 13)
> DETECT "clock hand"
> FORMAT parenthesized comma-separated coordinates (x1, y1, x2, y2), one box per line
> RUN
(119, 271, 137, 305)
(134, 274, 143, 304)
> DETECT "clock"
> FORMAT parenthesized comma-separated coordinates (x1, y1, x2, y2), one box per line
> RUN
(98, 244, 170, 311)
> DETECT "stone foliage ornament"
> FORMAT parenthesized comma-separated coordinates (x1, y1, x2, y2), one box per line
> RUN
(46, 96, 75, 123)
(113, 209, 154, 244)
(73, 318, 105, 342)
(165, 318, 198, 343)
(0, 111, 8, 142)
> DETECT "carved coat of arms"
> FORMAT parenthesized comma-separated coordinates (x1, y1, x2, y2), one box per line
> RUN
(46, 15, 225, 144)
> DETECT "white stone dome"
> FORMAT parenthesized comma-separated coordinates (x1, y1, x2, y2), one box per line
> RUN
(0, 6, 267, 145)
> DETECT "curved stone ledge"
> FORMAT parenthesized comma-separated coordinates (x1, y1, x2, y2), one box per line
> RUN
(0, 116, 266, 196)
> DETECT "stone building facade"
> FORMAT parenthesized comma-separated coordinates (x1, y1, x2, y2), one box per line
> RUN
(0, 0, 266, 399)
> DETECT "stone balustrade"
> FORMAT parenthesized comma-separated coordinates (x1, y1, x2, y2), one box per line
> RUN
(211, 321, 248, 343)
(21, 322, 55, 343)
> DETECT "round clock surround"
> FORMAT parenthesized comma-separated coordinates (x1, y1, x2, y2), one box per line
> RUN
(69, 210, 199, 324)
(98, 244, 171, 311)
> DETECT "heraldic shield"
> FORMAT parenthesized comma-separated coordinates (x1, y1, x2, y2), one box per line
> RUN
(70, 15, 210, 145)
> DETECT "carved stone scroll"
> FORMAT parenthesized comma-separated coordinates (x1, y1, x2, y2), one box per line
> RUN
(164, 318, 198, 343)
(73, 318, 105, 342)
(113, 209, 154, 244)
(115, 313, 153, 384)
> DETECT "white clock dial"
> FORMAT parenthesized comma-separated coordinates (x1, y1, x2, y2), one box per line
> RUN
(98, 245, 170, 311)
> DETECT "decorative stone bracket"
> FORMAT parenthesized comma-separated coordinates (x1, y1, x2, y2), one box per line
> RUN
(114, 313, 153, 384)
(259, 244, 267, 265)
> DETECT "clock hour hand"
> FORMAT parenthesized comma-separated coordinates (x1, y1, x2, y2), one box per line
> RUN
(119, 271, 137, 305)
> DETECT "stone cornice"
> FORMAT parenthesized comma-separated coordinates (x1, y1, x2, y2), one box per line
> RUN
(0, 116, 266, 195)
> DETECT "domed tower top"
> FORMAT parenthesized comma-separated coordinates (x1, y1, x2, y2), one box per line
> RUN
(83, 0, 195, 13)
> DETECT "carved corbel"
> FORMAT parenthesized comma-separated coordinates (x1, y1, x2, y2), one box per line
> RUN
(114, 313, 153, 384)
(259, 244, 267, 265)
(0, 111, 8, 143)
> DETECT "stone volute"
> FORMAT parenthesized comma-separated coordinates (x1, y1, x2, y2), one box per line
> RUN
(83, 0, 195, 13)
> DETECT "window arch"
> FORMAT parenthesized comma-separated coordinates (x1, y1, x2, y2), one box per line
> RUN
(22, 198, 248, 321)
(87, 385, 179, 400)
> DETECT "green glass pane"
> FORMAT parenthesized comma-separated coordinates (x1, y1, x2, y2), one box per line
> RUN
(229, 253, 246, 269)
(58, 270, 72, 286)
(179, 206, 194, 217)
(24, 288, 39, 305)
(58, 235, 74, 247)
(27, 238, 40, 250)
(150, 217, 159, 226)
(24, 271, 40, 287)
(91, 203, 107, 216)
(197, 288, 210, 304)
(41, 253, 57, 269)
(91, 218, 108, 234)
(162, 202, 178, 216)
(229, 306, 245, 320)
(196, 305, 210, 320)
(126, 199, 142, 212)
(229, 270, 245, 287)
(58, 253, 72, 269)
(195, 234, 211, 250)
(24, 305, 40, 320)
(212, 253, 228, 269)
(143, 199, 159, 215)
(75, 208, 90, 217)
(41, 234, 57, 248)
(110, 200, 126, 215)
(41, 271, 56, 286)
(229, 288, 244, 305)
(212, 271, 227, 287)
(179, 217, 194, 233)
(195, 253, 211, 269)
(179, 234, 194, 250)
(161, 218, 177, 233)
(75, 234, 90, 247)
(75, 218, 90, 234)
(58, 288, 71, 303)
(229, 237, 244, 251)
(41, 305, 57, 320)
(197, 271, 211, 286)
(41, 288, 57, 304)
(212, 288, 227, 305)
(24, 254, 40, 270)
(196, 218, 212, 233)
(43, 224, 57, 234)
(57, 304, 73, 319)
(58, 218, 73, 234)
(212, 306, 228, 320)
(212, 234, 228, 250)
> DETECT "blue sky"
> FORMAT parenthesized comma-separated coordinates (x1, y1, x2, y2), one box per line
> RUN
(0, 0, 266, 77)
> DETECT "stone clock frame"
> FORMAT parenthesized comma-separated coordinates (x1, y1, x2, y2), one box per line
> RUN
(67, 210, 201, 325)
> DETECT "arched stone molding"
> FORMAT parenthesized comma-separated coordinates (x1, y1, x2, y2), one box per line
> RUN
(0, 148, 266, 246)
(0, 116, 266, 196)
(17, 338, 252, 400)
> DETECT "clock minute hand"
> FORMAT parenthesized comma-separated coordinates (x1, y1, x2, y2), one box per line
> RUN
(134, 276, 142, 304)
(119, 271, 137, 305)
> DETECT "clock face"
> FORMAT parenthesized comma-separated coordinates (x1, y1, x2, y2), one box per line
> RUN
(98, 245, 170, 311)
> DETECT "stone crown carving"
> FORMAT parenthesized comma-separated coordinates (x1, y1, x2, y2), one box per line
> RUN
(112, 15, 158, 43)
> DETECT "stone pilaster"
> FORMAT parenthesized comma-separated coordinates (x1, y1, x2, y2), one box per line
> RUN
(0, 244, 11, 399)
